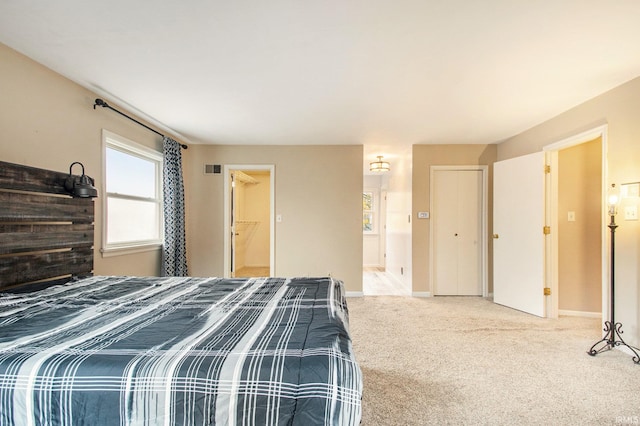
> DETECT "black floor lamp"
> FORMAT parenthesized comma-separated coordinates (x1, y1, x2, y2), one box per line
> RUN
(588, 184, 640, 364)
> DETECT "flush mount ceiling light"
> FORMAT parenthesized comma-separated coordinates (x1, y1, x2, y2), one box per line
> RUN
(369, 156, 390, 172)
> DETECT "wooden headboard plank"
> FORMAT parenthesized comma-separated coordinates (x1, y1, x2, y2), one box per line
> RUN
(0, 192, 94, 223)
(0, 160, 70, 195)
(0, 248, 94, 287)
(0, 224, 93, 255)
(0, 161, 96, 292)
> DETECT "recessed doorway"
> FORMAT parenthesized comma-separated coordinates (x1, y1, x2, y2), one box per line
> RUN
(223, 165, 275, 278)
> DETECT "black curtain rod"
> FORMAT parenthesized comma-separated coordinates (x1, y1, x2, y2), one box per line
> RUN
(93, 98, 187, 149)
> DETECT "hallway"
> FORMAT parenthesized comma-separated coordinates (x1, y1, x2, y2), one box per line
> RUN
(362, 267, 411, 296)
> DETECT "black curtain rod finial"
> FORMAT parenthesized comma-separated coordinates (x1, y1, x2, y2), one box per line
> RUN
(93, 98, 108, 109)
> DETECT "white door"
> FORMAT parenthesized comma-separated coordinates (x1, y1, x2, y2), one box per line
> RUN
(230, 171, 239, 277)
(493, 152, 546, 316)
(433, 169, 482, 296)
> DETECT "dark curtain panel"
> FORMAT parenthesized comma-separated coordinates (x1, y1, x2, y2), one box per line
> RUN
(162, 137, 188, 276)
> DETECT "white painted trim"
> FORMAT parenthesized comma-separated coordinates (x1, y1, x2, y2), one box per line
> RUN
(617, 345, 640, 357)
(543, 125, 608, 324)
(412, 292, 432, 298)
(558, 310, 602, 319)
(101, 129, 164, 255)
(100, 243, 161, 258)
(223, 165, 276, 278)
(379, 190, 387, 269)
(429, 165, 489, 297)
(543, 125, 608, 152)
(346, 292, 364, 298)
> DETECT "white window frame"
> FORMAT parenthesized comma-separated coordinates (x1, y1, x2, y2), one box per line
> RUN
(363, 188, 379, 235)
(101, 129, 164, 257)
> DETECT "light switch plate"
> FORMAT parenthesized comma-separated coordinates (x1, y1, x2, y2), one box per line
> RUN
(567, 211, 575, 222)
(624, 205, 638, 221)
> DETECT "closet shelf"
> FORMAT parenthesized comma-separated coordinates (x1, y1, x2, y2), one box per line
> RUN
(233, 171, 258, 184)
(236, 220, 260, 224)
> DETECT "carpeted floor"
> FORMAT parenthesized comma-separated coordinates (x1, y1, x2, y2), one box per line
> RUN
(347, 296, 640, 426)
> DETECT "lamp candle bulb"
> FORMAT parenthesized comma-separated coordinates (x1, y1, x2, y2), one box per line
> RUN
(608, 183, 619, 216)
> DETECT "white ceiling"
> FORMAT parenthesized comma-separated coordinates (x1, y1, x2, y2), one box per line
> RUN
(2, 1, 640, 164)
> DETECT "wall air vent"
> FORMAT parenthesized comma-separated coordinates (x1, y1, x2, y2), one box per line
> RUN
(204, 164, 221, 174)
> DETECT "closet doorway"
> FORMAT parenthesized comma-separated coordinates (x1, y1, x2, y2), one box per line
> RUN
(430, 166, 488, 296)
(223, 165, 275, 278)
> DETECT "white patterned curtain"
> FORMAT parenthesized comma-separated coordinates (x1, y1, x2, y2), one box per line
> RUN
(162, 137, 188, 276)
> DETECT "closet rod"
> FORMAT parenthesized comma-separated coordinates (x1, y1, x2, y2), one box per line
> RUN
(93, 98, 187, 149)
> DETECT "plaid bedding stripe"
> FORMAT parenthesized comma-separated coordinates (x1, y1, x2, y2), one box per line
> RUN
(0, 276, 362, 425)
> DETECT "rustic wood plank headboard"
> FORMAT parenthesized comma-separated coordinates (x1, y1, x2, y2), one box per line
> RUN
(0, 161, 95, 292)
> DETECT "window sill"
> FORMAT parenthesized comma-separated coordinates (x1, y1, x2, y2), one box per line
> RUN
(100, 243, 162, 258)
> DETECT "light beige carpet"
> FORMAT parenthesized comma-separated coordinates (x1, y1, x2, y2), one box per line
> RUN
(347, 296, 640, 425)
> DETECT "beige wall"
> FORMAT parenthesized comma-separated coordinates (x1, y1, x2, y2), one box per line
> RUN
(558, 138, 602, 313)
(412, 144, 497, 294)
(183, 144, 364, 292)
(0, 42, 364, 292)
(0, 42, 167, 276)
(499, 76, 640, 346)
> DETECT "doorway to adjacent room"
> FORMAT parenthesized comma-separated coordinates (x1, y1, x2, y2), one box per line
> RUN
(223, 165, 275, 278)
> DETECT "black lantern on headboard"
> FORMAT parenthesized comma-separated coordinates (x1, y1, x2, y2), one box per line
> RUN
(64, 162, 98, 198)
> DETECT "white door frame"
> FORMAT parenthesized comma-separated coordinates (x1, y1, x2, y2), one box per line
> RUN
(223, 164, 275, 278)
(379, 190, 387, 268)
(429, 165, 489, 297)
(543, 124, 608, 320)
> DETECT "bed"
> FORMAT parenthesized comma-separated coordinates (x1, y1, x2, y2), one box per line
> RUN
(0, 161, 362, 425)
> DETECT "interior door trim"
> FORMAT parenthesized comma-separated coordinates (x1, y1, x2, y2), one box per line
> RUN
(543, 124, 608, 320)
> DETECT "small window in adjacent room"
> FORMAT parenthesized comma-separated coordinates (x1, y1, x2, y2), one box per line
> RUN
(102, 130, 163, 255)
(363, 191, 375, 233)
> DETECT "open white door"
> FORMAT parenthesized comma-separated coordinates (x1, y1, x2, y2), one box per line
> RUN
(493, 152, 546, 317)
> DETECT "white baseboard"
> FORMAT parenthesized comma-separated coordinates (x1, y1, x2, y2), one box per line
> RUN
(346, 291, 364, 297)
(558, 309, 601, 319)
(617, 344, 640, 357)
(412, 292, 431, 298)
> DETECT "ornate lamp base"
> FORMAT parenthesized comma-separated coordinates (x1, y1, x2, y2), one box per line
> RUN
(588, 320, 640, 364)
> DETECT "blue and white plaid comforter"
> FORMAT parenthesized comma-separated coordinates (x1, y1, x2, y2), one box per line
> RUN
(0, 276, 362, 425)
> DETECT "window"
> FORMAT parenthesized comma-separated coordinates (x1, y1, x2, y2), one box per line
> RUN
(363, 191, 375, 233)
(102, 130, 163, 255)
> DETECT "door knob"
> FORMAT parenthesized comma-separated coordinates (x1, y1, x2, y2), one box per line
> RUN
(493, 234, 499, 239)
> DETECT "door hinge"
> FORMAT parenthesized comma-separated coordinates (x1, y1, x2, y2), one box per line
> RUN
(544, 287, 551, 296)
(543, 226, 551, 235)
(544, 165, 551, 174)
